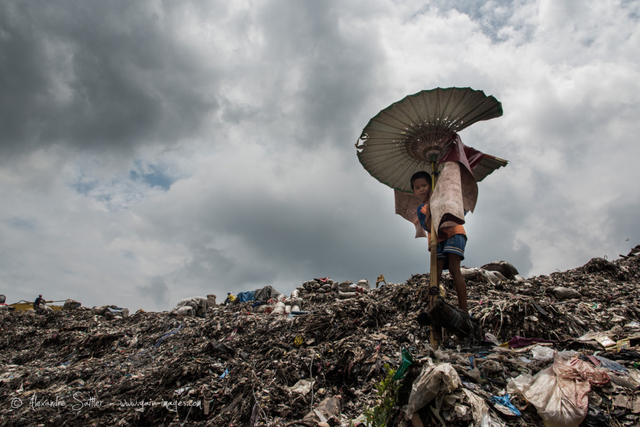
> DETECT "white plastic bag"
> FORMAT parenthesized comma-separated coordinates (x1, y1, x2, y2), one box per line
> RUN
(405, 359, 461, 420)
(531, 345, 555, 362)
(463, 389, 505, 427)
(507, 353, 609, 427)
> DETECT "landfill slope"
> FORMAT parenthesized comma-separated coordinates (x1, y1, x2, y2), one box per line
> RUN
(1, 246, 640, 427)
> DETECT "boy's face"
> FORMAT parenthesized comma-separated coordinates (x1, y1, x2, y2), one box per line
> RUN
(413, 177, 431, 202)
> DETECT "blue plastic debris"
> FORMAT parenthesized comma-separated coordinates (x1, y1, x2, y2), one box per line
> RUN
(154, 324, 184, 348)
(594, 356, 629, 374)
(490, 394, 521, 416)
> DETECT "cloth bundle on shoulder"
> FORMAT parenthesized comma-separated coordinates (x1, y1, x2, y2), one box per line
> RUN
(394, 138, 483, 239)
(429, 161, 477, 237)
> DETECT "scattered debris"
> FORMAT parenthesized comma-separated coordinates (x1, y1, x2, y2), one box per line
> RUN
(173, 296, 208, 318)
(0, 245, 639, 426)
(480, 261, 519, 281)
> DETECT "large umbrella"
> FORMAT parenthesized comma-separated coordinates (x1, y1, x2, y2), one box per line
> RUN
(356, 87, 506, 191)
(355, 87, 506, 348)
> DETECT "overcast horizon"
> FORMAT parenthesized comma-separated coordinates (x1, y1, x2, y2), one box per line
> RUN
(1, 0, 639, 311)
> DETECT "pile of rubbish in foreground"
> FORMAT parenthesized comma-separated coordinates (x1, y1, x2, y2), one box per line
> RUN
(1, 246, 640, 427)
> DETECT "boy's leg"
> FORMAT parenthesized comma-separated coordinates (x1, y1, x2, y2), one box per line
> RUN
(447, 253, 468, 314)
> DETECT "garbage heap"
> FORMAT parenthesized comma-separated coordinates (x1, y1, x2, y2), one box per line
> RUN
(295, 278, 372, 304)
(1, 246, 640, 427)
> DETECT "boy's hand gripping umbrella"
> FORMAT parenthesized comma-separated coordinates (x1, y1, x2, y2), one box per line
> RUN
(355, 87, 506, 349)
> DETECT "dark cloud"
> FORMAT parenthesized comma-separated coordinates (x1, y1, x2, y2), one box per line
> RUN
(254, 0, 385, 150)
(465, 208, 534, 277)
(134, 179, 449, 296)
(7, 217, 38, 231)
(0, 0, 637, 312)
(137, 276, 169, 307)
(170, 242, 279, 295)
(470, 167, 536, 270)
(0, 1, 219, 160)
(606, 196, 640, 256)
(0, 0, 384, 164)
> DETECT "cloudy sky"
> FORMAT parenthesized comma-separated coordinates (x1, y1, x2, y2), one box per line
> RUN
(1, 0, 639, 311)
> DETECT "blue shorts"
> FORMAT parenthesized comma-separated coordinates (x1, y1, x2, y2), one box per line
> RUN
(436, 234, 467, 265)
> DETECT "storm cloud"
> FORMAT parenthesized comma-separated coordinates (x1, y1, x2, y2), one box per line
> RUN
(1, 0, 638, 310)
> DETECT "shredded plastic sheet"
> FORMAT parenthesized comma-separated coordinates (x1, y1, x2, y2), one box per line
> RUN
(440, 136, 488, 175)
(507, 353, 610, 427)
(394, 190, 428, 238)
(405, 359, 462, 421)
(463, 388, 506, 427)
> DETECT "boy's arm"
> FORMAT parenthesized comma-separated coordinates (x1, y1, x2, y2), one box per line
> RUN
(424, 202, 432, 228)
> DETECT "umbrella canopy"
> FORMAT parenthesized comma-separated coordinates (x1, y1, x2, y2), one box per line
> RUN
(356, 87, 506, 193)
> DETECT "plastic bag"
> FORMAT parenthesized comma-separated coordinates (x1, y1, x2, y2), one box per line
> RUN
(463, 389, 505, 427)
(531, 346, 555, 362)
(507, 353, 609, 427)
(287, 379, 314, 394)
(593, 356, 628, 374)
(392, 347, 413, 380)
(405, 359, 461, 420)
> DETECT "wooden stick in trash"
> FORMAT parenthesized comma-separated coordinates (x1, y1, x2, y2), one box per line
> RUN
(428, 161, 442, 350)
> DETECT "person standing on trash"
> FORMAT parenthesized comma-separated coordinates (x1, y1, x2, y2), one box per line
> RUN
(411, 171, 469, 314)
(33, 294, 46, 312)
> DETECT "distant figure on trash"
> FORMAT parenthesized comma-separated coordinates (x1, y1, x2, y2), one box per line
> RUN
(411, 171, 468, 314)
(33, 294, 46, 311)
(224, 292, 236, 305)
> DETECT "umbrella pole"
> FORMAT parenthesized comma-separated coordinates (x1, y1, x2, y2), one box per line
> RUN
(428, 162, 442, 350)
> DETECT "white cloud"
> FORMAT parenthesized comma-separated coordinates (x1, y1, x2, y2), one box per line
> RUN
(0, 0, 638, 310)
